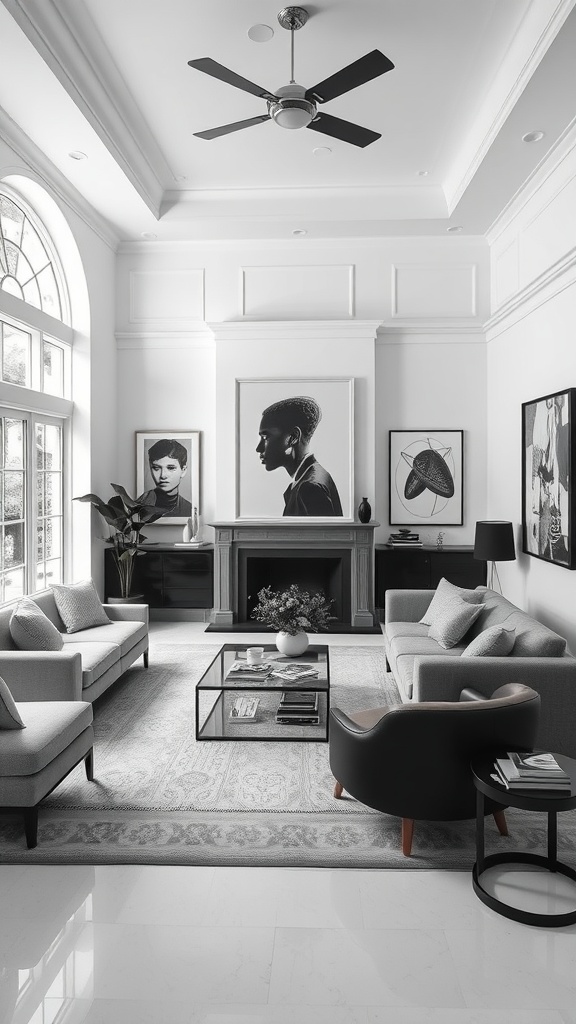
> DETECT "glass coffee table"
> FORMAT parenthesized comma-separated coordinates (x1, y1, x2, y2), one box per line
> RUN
(196, 643, 330, 742)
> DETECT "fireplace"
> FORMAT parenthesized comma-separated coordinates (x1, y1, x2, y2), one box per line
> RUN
(238, 548, 351, 625)
(209, 521, 378, 630)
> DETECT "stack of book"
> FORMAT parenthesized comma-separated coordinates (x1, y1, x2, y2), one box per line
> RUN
(388, 530, 422, 547)
(225, 660, 274, 682)
(276, 690, 319, 725)
(493, 751, 571, 790)
(271, 662, 319, 683)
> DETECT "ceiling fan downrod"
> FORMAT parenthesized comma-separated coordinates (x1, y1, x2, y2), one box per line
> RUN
(277, 6, 309, 84)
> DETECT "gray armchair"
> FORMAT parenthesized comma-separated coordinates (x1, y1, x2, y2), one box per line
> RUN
(329, 682, 540, 856)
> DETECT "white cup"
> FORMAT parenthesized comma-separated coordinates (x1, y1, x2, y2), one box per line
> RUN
(247, 646, 264, 664)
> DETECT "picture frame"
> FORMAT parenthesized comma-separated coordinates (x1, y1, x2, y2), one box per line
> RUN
(235, 377, 354, 521)
(136, 431, 200, 525)
(522, 388, 576, 569)
(389, 429, 464, 525)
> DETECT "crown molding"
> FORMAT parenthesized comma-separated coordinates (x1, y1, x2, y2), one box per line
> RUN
(377, 321, 486, 338)
(1, 0, 169, 218)
(485, 245, 576, 338)
(445, 0, 576, 214)
(0, 105, 118, 250)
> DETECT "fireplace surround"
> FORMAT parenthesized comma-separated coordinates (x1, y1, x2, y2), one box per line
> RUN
(209, 521, 378, 629)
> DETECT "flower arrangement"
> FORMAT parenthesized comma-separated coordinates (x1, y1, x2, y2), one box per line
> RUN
(251, 583, 335, 635)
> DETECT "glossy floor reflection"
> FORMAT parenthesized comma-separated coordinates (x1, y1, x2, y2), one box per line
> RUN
(0, 864, 575, 1023)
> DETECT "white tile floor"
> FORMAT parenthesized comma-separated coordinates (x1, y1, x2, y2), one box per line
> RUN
(1, 623, 575, 1023)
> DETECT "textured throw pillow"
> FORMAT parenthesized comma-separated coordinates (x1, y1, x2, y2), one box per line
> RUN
(428, 598, 483, 650)
(461, 624, 516, 658)
(9, 596, 64, 651)
(51, 579, 110, 634)
(0, 676, 25, 730)
(420, 577, 484, 627)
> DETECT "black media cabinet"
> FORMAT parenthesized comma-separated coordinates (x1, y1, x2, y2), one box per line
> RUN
(375, 544, 486, 619)
(105, 545, 213, 610)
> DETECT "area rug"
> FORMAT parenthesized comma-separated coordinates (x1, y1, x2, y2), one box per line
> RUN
(1, 644, 575, 868)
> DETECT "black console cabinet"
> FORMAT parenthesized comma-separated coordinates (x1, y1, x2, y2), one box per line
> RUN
(375, 544, 486, 616)
(105, 545, 213, 609)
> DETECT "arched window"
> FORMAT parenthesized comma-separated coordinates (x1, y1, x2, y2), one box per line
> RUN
(0, 186, 72, 602)
(0, 191, 67, 321)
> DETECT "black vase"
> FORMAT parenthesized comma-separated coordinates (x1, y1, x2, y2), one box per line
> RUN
(358, 497, 372, 523)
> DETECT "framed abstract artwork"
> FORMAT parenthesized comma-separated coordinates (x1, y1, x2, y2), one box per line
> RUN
(522, 389, 576, 568)
(389, 430, 464, 525)
(135, 431, 200, 525)
(235, 377, 354, 521)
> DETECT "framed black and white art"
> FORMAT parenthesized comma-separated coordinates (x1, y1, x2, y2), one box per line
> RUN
(389, 430, 464, 525)
(236, 377, 354, 521)
(136, 431, 200, 525)
(522, 388, 576, 569)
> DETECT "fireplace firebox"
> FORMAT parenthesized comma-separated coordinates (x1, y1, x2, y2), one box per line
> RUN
(239, 549, 351, 626)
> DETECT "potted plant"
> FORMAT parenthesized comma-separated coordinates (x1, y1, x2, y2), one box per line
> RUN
(251, 583, 335, 656)
(74, 484, 163, 601)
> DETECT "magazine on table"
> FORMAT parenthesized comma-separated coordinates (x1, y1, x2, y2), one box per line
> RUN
(507, 751, 568, 776)
(229, 695, 260, 720)
(226, 660, 274, 681)
(271, 663, 320, 682)
(494, 757, 570, 789)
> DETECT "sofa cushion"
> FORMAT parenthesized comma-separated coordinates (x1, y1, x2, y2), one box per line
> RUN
(428, 599, 483, 649)
(62, 641, 120, 688)
(463, 591, 567, 656)
(385, 622, 430, 643)
(61, 619, 146, 656)
(0, 677, 25, 730)
(391, 639, 465, 700)
(462, 624, 516, 658)
(420, 577, 484, 626)
(9, 597, 64, 652)
(0, 701, 92, 776)
(51, 580, 111, 633)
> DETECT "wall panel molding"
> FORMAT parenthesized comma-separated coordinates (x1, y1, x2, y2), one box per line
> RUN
(239, 265, 355, 318)
(391, 264, 478, 318)
(129, 269, 205, 324)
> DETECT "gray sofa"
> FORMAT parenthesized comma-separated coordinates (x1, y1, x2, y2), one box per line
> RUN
(384, 586, 576, 757)
(0, 590, 148, 704)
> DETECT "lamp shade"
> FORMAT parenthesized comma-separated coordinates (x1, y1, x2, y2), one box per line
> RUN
(474, 520, 516, 561)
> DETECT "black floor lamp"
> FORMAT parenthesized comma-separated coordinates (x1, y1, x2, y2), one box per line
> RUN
(474, 520, 516, 593)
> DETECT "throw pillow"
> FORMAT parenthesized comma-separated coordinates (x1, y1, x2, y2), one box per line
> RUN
(420, 577, 484, 626)
(461, 624, 516, 658)
(0, 676, 25, 730)
(9, 596, 64, 651)
(428, 598, 483, 649)
(51, 579, 110, 634)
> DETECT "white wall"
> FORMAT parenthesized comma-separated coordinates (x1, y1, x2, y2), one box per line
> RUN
(487, 129, 576, 651)
(116, 236, 489, 546)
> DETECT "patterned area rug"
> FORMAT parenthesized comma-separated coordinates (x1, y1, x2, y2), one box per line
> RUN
(1, 644, 575, 868)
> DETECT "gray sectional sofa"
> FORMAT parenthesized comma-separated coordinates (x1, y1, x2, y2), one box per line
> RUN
(384, 586, 576, 757)
(0, 590, 148, 703)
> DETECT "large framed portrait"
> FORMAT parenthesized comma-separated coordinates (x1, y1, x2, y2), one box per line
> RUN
(236, 377, 354, 521)
(522, 388, 576, 569)
(389, 429, 464, 525)
(136, 431, 200, 525)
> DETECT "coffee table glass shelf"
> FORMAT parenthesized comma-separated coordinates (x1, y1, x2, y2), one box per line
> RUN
(196, 644, 330, 741)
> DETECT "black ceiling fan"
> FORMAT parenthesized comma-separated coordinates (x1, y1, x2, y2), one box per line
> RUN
(188, 6, 394, 148)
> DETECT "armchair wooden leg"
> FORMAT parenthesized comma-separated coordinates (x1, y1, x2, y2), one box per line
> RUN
(143, 649, 149, 668)
(333, 781, 344, 799)
(402, 817, 415, 856)
(493, 809, 508, 836)
(85, 749, 94, 782)
(24, 807, 38, 849)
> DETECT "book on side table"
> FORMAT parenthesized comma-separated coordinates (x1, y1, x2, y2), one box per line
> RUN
(493, 751, 571, 790)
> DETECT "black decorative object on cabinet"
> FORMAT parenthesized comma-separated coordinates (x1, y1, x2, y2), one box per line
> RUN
(358, 498, 372, 523)
(105, 546, 213, 609)
(375, 544, 486, 617)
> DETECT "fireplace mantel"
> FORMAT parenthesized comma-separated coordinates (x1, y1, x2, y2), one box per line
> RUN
(209, 520, 379, 629)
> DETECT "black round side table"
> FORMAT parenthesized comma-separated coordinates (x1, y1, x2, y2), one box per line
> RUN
(471, 752, 576, 927)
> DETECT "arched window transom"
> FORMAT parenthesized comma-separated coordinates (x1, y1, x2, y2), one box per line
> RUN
(0, 194, 63, 320)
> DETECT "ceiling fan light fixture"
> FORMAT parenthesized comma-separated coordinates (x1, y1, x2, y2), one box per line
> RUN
(269, 96, 316, 129)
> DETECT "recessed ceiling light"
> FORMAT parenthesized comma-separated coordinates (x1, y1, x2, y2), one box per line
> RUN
(175, 175, 188, 182)
(292, 229, 307, 237)
(68, 150, 87, 161)
(522, 130, 545, 143)
(141, 231, 157, 240)
(417, 169, 428, 177)
(447, 225, 463, 233)
(248, 23, 274, 42)
(313, 146, 332, 157)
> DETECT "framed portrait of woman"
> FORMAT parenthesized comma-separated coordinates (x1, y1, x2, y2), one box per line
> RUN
(236, 377, 354, 521)
(136, 431, 200, 525)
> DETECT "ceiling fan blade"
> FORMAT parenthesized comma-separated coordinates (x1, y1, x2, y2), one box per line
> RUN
(193, 115, 271, 140)
(305, 49, 394, 104)
(306, 112, 381, 148)
(188, 58, 275, 101)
